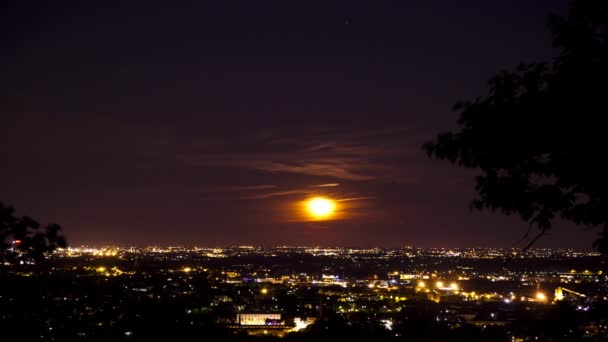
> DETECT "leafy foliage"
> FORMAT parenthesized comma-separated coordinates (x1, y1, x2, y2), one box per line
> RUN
(0, 202, 67, 262)
(423, 0, 608, 253)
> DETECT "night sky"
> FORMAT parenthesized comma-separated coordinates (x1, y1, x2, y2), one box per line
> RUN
(1, 0, 595, 248)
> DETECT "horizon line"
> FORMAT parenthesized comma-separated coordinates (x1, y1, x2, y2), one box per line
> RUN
(60, 244, 596, 251)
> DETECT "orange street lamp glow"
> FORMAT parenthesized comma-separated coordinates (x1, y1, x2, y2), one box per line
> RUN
(306, 197, 336, 219)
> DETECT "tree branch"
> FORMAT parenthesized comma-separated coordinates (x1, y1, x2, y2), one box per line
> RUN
(503, 226, 548, 270)
(513, 223, 535, 245)
(521, 226, 548, 252)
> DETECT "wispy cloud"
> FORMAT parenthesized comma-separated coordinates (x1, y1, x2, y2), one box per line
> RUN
(239, 187, 375, 203)
(179, 125, 421, 183)
(239, 189, 310, 200)
(237, 160, 374, 181)
(336, 197, 376, 202)
(206, 184, 277, 193)
(309, 183, 340, 188)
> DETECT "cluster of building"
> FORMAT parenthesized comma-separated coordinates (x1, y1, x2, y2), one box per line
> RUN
(2, 246, 605, 340)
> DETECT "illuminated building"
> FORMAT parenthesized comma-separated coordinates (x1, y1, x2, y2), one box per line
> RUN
(237, 314, 282, 326)
(292, 317, 316, 331)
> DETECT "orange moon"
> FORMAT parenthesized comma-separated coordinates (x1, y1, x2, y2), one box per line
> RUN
(305, 197, 336, 220)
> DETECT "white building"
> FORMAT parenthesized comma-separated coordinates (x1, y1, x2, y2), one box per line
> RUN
(237, 313, 281, 325)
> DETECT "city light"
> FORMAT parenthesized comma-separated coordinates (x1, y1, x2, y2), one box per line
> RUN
(292, 318, 313, 332)
(536, 292, 547, 301)
(38, 245, 602, 339)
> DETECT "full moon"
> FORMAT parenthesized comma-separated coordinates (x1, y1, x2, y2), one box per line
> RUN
(306, 197, 336, 219)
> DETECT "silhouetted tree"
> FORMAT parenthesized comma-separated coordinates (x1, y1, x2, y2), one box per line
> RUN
(423, 0, 608, 253)
(0, 201, 67, 263)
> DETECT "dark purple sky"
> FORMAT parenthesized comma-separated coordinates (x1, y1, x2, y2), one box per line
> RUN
(1, 0, 596, 248)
